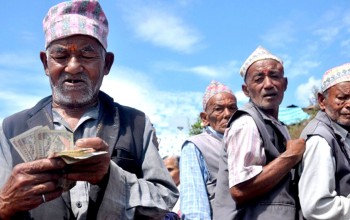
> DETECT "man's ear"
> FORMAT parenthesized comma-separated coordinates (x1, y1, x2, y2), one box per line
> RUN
(200, 112, 209, 127)
(40, 51, 49, 76)
(317, 92, 326, 111)
(103, 52, 114, 76)
(284, 77, 288, 92)
(242, 84, 250, 97)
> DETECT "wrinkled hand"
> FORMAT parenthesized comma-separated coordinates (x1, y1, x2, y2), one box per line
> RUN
(0, 158, 65, 219)
(282, 138, 306, 164)
(64, 137, 110, 185)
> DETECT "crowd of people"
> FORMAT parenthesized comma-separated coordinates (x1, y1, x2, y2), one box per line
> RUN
(1, 0, 350, 220)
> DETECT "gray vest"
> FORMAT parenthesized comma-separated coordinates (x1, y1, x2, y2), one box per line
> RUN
(300, 111, 350, 195)
(2, 92, 146, 220)
(213, 102, 299, 220)
(184, 128, 223, 214)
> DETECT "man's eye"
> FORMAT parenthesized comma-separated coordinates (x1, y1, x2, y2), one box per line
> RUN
(51, 55, 69, 62)
(82, 55, 96, 59)
(254, 77, 264, 83)
(51, 53, 68, 59)
(270, 74, 282, 79)
(81, 50, 98, 58)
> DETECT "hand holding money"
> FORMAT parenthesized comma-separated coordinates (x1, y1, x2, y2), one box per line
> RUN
(10, 126, 109, 188)
(62, 137, 111, 185)
(10, 126, 108, 163)
(0, 158, 65, 218)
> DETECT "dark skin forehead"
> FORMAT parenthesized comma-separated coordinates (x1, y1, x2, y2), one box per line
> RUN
(206, 92, 237, 112)
(47, 35, 105, 53)
(245, 59, 284, 81)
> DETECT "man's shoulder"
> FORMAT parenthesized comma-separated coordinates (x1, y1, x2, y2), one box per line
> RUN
(115, 103, 145, 115)
(230, 113, 255, 127)
(186, 131, 212, 144)
(99, 92, 145, 117)
(3, 96, 52, 124)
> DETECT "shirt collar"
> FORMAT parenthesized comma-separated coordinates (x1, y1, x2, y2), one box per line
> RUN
(52, 102, 100, 130)
(332, 120, 349, 141)
(206, 126, 224, 139)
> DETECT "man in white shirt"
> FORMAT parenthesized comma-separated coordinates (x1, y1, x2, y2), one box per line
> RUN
(299, 62, 350, 220)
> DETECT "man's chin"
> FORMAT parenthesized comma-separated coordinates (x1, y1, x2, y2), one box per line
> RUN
(54, 96, 94, 108)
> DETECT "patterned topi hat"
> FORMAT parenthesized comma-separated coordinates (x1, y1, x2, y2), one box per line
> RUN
(43, 0, 108, 50)
(240, 46, 283, 78)
(321, 63, 350, 92)
(202, 80, 233, 110)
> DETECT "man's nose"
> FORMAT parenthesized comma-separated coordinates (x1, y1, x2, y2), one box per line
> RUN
(223, 108, 232, 118)
(263, 77, 274, 88)
(65, 56, 83, 74)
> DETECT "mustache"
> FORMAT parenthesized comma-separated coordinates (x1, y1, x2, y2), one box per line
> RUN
(261, 89, 278, 97)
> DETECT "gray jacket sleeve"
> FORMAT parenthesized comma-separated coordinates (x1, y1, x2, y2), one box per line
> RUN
(97, 115, 179, 220)
(0, 126, 13, 189)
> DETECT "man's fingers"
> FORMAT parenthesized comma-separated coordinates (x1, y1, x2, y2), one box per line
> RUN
(14, 158, 65, 174)
(40, 188, 63, 203)
(75, 137, 108, 151)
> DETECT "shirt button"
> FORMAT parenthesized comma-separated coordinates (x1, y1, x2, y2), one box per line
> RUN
(76, 201, 82, 208)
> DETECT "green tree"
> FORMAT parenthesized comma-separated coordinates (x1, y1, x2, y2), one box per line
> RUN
(188, 116, 203, 136)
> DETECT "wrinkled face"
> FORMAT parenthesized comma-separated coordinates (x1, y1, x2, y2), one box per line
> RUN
(40, 35, 113, 108)
(201, 92, 237, 134)
(319, 82, 350, 128)
(163, 157, 180, 186)
(243, 59, 287, 117)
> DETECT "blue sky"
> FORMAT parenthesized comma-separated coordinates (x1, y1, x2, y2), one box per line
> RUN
(1, 1, 350, 156)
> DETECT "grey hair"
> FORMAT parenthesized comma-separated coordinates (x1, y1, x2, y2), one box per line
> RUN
(162, 154, 180, 167)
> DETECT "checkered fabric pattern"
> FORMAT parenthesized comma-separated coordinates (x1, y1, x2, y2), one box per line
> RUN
(321, 63, 350, 92)
(240, 46, 283, 78)
(43, 0, 108, 49)
(202, 80, 233, 110)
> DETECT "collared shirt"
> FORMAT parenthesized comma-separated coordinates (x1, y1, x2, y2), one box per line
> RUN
(299, 123, 350, 220)
(180, 126, 222, 220)
(225, 113, 290, 187)
(52, 103, 100, 220)
(0, 97, 178, 220)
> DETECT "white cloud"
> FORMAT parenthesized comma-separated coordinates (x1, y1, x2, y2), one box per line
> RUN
(286, 60, 320, 78)
(261, 21, 296, 48)
(295, 76, 321, 107)
(0, 91, 43, 121)
(314, 26, 340, 43)
(312, 8, 350, 44)
(234, 90, 249, 107)
(101, 65, 202, 141)
(120, 1, 201, 53)
(281, 44, 320, 78)
(183, 60, 239, 78)
(0, 52, 39, 68)
(20, 31, 37, 42)
(341, 39, 350, 48)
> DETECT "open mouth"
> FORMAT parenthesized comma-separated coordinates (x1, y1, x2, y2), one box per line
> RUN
(64, 79, 85, 85)
(263, 93, 277, 98)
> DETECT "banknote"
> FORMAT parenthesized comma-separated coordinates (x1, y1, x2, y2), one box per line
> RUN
(10, 126, 106, 163)
(10, 126, 108, 191)
(50, 148, 108, 164)
(10, 126, 44, 162)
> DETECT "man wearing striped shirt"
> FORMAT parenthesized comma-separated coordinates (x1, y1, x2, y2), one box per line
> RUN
(214, 46, 305, 220)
